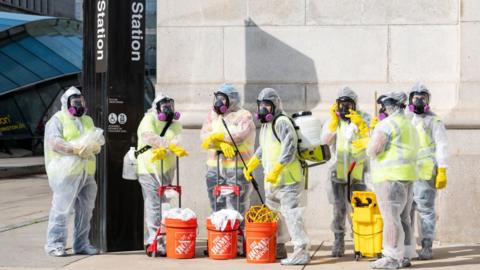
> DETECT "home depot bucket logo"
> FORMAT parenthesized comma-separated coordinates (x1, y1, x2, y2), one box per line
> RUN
(175, 232, 195, 254)
(210, 233, 232, 255)
(247, 237, 270, 261)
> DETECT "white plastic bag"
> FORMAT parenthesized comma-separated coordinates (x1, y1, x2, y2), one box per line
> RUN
(47, 128, 105, 181)
(164, 189, 179, 200)
(71, 128, 105, 152)
(163, 208, 196, 221)
(122, 147, 138, 180)
(208, 209, 243, 231)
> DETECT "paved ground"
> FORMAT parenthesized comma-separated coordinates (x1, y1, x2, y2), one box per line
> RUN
(0, 174, 87, 270)
(0, 157, 44, 178)
(0, 175, 50, 231)
(0, 157, 44, 168)
(0, 173, 479, 270)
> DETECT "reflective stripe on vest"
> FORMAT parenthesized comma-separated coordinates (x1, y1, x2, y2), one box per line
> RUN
(415, 118, 437, 180)
(259, 116, 302, 186)
(371, 113, 417, 183)
(137, 112, 180, 174)
(336, 120, 365, 181)
(206, 116, 253, 169)
(49, 111, 96, 175)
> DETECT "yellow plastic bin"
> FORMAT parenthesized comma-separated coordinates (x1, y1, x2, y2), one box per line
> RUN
(350, 191, 383, 260)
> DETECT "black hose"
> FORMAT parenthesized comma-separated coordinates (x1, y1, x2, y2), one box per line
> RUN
(221, 118, 264, 204)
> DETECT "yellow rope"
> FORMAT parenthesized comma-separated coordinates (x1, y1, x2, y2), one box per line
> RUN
(245, 204, 279, 223)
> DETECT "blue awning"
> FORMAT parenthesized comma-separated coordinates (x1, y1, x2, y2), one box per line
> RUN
(0, 11, 53, 31)
(0, 12, 82, 96)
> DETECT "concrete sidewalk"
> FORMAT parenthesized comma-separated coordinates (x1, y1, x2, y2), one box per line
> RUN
(0, 157, 44, 168)
(0, 174, 478, 270)
(59, 243, 480, 270)
(0, 157, 45, 178)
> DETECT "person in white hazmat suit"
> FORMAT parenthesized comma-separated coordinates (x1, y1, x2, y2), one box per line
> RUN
(44, 86, 104, 256)
(136, 94, 188, 256)
(366, 91, 419, 269)
(407, 83, 448, 260)
(321, 86, 371, 257)
(243, 88, 310, 265)
(200, 84, 255, 255)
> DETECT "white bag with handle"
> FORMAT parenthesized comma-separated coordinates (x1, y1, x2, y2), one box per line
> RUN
(122, 147, 138, 180)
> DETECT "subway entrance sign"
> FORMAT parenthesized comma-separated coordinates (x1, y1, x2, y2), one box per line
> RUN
(83, 0, 146, 251)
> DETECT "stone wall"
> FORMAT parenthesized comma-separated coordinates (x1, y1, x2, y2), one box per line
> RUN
(156, 0, 480, 243)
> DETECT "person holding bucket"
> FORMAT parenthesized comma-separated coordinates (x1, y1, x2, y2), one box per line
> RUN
(243, 88, 310, 265)
(136, 93, 188, 256)
(200, 84, 256, 256)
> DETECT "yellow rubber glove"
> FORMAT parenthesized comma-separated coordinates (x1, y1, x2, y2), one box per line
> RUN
(345, 109, 369, 137)
(73, 145, 93, 159)
(201, 132, 225, 150)
(435, 168, 447, 189)
(90, 143, 101, 155)
(370, 116, 379, 130)
(209, 132, 225, 142)
(219, 142, 235, 158)
(352, 137, 370, 154)
(150, 147, 167, 162)
(78, 146, 93, 159)
(72, 145, 82, 156)
(265, 163, 285, 185)
(201, 138, 212, 150)
(328, 102, 339, 132)
(168, 144, 189, 157)
(243, 156, 261, 182)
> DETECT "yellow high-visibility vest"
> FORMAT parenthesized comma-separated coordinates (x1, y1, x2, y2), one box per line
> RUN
(414, 117, 440, 180)
(371, 113, 417, 183)
(137, 112, 182, 174)
(47, 111, 96, 176)
(259, 115, 302, 186)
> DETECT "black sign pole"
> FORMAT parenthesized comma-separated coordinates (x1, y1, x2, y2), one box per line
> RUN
(83, 0, 145, 252)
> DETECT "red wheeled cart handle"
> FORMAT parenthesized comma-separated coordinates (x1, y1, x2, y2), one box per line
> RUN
(158, 185, 182, 197)
(213, 184, 241, 197)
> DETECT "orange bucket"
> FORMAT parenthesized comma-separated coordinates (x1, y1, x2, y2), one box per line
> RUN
(245, 222, 277, 263)
(165, 218, 197, 259)
(207, 219, 240, 260)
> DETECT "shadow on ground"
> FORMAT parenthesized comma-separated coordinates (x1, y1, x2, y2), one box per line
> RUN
(307, 242, 480, 268)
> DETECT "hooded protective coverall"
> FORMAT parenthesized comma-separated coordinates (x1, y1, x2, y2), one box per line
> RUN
(200, 84, 255, 254)
(250, 88, 310, 265)
(407, 83, 448, 260)
(321, 86, 370, 257)
(137, 93, 184, 254)
(367, 91, 418, 269)
(44, 86, 103, 256)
